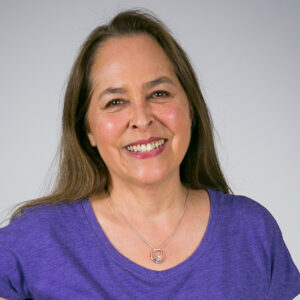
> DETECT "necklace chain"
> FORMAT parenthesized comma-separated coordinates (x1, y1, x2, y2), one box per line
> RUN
(106, 188, 189, 264)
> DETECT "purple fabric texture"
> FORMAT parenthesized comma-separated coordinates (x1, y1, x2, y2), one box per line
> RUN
(0, 188, 299, 299)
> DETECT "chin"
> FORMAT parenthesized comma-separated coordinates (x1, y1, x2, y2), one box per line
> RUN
(137, 178, 164, 186)
(130, 169, 174, 186)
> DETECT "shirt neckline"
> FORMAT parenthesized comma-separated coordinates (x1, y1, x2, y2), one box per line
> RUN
(81, 188, 219, 281)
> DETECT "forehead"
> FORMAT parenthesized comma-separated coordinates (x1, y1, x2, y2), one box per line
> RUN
(91, 34, 175, 86)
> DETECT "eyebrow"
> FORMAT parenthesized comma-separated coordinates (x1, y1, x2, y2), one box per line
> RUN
(98, 76, 175, 100)
(145, 76, 175, 89)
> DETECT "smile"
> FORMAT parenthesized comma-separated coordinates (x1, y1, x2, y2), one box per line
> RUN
(125, 139, 167, 153)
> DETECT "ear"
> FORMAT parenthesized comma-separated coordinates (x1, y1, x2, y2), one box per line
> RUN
(87, 132, 97, 147)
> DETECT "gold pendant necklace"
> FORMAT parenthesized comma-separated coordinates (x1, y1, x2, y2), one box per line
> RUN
(107, 188, 189, 264)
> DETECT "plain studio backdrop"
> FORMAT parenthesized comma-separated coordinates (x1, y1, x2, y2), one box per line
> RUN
(0, 0, 299, 277)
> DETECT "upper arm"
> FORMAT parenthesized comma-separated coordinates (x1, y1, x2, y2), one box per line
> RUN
(0, 247, 27, 299)
(265, 214, 300, 298)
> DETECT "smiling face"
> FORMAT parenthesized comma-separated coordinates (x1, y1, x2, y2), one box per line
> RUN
(87, 34, 191, 187)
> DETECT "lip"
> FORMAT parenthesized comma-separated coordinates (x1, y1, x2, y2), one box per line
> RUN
(124, 136, 167, 147)
(124, 141, 167, 159)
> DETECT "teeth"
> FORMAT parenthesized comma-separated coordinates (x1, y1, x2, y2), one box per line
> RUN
(126, 139, 166, 153)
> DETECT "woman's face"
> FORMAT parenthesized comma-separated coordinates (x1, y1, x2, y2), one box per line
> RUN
(87, 34, 191, 187)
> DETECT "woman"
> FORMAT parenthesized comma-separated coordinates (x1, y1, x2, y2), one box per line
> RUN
(0, 9, 299, 299)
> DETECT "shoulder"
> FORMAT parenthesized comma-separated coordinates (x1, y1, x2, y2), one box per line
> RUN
(209, 188, 277, 222)
(0, 200, 85, 251)
(0, 199, 88, 296)
(208, 189, 300, 298)
(0, 203, 59, 289)
(0, 200, 86, 283)
(208, 188, 281, 242)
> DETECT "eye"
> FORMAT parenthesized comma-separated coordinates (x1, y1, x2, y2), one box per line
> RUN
(105, 99, 125, 108)
(152, 90, 170, 98)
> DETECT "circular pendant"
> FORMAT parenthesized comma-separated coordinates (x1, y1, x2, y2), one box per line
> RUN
(150, 249, 166, 264)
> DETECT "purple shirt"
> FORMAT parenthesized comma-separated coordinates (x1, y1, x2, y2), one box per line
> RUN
(0, 188, 299, 299)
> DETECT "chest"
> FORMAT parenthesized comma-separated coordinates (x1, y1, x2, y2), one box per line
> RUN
(23, 247, 268, 300)
(95, 205, 210, 271)
(91, 189, 211, 271)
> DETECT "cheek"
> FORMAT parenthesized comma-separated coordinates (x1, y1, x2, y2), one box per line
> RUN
(158, 101, 191, 159)
(90, 113, 125, 147)
(158, 101, 191, 133)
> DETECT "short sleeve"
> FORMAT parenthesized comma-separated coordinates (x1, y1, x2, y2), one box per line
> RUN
(0, 246, 28, 299)
(266, 218, 300, 299)
(0, 279, 24, 300)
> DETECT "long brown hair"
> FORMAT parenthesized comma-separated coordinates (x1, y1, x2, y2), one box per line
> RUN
(7, 9, 232, 223)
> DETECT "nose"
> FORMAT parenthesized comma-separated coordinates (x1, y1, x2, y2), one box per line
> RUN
(129, 102, 154, 130)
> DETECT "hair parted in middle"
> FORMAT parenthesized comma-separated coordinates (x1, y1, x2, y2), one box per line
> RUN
(9, 9, 231, 222)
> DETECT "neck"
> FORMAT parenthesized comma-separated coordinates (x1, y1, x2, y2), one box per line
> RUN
(107, 175, 187, 222)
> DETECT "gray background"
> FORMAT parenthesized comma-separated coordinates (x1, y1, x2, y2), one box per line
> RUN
(1, 0, 299, 275)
